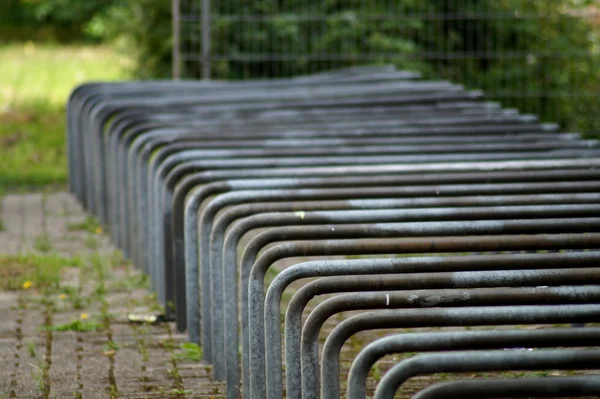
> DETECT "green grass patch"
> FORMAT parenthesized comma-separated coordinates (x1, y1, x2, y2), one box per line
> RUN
(0, 187, 4, 231)
(67, 215, 101, 233)
(50, 318, 102, 332)
(59, 286, 90, 310)
(0, 253, 82, 292)
(27, 341, 37, 358)
(108, 272, 149, 292)
(104, 340, 120, 352)
(0, 43, 131, 189)
(175, 343, 203, 362)
(33, 233, 53, 253)
(84, 234, 100, 250)
(0, 43, 131, 109)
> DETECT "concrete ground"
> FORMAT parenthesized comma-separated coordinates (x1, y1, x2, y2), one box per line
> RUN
(0, 192, 225, 399)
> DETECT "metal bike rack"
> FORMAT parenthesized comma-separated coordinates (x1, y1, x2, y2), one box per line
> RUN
(66, 67, 600, 399)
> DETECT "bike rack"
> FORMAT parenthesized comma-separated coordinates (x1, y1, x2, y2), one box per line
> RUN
(66, 66, 600, 399)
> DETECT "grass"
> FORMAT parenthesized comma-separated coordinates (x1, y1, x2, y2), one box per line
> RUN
(108, 272, 149, 292)
(59, 286, 90, 310)
(50, 318, 102, 332)
(0, 253, 82, 292)
(175, 343, 203, 362)
(0, 187, 4, 231)
(0, 42, 131, 189)
(27, 341, 36, 358)
(104, 340, 120, 352)
(67, 215, 102, 234)
(33, 233, 53, 253)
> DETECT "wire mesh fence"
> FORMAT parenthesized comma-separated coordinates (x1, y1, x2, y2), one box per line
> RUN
(174, 1, 600, 137)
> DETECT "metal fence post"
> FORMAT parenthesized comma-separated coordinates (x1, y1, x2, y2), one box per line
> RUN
(201, 0, 211, 80)
(172, 0, 181, 79)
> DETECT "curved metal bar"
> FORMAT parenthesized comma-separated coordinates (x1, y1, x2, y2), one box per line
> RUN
(280, 271, 600, 398)
(211, 207, 600, 389)
(300, 281, 600, 399)
(165, 150, 597, 304)
(96, 83, 488, 209)
(90, 76, 464, 251)
(244, 221, 600, 399)
(108, 112, 561, 237)
(176, 159, 600, 326)
(319, 306, 600, 399)
(77, 70, 422, 198)
(181, 166, 600, 336)
(374, 350, 600, 399)
(131, 88, 499, 264)
(82, 73, 447, 191)
(204, 181, 600, 375)
(412, 376, 600, 399)
(69, 69, 420, 199)
(180, 166, 600, 347)
(132, 125, 543, 262)
(127, 127, 589, 261)
(347, 328, 600, 399)
(211, 204, 600, 389)
(204, 193, 600, 363)
(158, 148, 598, 300)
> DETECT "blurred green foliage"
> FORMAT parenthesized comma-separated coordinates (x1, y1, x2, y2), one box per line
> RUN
(203, 0, 600, 132)
(0, 0, 116, 41)
(86, 0, 173, 79)
(1, 0, 599, 132)
(0, 44, 130, 188)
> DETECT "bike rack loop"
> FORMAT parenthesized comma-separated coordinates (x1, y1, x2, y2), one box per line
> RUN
(347, 328, 600, 399)
(374, 349, 600, 399)
(411, 375, 600, 399)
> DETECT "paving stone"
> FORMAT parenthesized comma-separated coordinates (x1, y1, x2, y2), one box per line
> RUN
(0, 192, 225, 398)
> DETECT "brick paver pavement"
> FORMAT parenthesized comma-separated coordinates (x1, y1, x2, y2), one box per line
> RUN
(0, 192, 225, 399)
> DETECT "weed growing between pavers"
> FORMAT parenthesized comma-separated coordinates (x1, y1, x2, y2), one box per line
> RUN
(33, 233, 53, 253)
(108, 272, 149, 293)
(66, 215, 102, 234)
(0, 188, 4, 231)
(0, 253, 82, 292)
(161, 324, 187, 398)
(84, 234, 100, 250)
(58, 286, 90, 309)
(50, 317, 102, 332)
(27, 340, 36, 358)
(175, 342, 203, 362)
(0, 192, 227, 398)
(104, 340, 120, 353)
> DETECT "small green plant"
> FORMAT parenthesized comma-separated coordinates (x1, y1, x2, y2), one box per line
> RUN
(50, 318, 102, 332)
(175, 343, 203, 362)
(60, 287, 89, 310)
(67, 216, 102, 233)
(170, 388, 192, 395)
(371, 363, 382, 383)
(108, 273, 149, 292)
(160, 339, 176, 351)
(167, 300, 176, 313)
(0, 253, 80, 292)
(134, 331, 149, 362)
(33, 234, 53, 253)
(0, 188, 4, 232)
(27, 341, 36, 358)
(84, 235, 99, 250)
(104, 340, 120, 352)
(32, 362, 45, 393)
